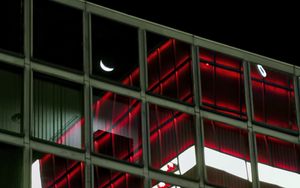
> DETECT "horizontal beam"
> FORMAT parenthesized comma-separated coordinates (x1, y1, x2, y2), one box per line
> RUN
(91, 155, 144, 176)
(0, 132, 24, 147)
(149, 170, 199, 188)
(31, 62, 84, 84)
(252, 125, 299, 144)
(30, 140, 85, 162)
(0, 52, 24, 67)
(201, 110, 248, 130)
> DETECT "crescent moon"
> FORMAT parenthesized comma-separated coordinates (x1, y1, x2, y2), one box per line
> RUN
(100, 60, 114, 72)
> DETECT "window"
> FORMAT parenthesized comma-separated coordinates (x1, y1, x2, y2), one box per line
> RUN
(0, 142, 23, 188)
(92, 89, 142, 164)
(147, 32, 193, 104)
(33, 73, 84, 149)
(203, 119, 251, 188)
(256, 134, 300, 188)
(0, 63, 23, 133)
(33, 0, 83, 71)
(91, 15, 139, 88)
(32, 151, 85, 188)
(251, 64, 297, 133)
(0, 1, 23, 54)
(94, 165, 144, 188)
(199, 48, 246, 119)
(149, 104, 197, 179)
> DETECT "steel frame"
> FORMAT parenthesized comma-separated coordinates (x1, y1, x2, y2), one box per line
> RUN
(0, 0, 299, 188)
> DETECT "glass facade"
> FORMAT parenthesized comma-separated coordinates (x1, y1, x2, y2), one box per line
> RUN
(94, 165, 144, 188)
(0, 1, 299, 188)
(199, 48, 246, 119)
(251, 64, 297, 133)
(147, 32, 193, 104)
(92, 89, 142, 164)
(0, 63, 23, 133)
(33, 73, 84, 149)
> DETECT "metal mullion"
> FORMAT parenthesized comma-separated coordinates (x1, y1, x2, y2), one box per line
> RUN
(51, 0, 85, 10)
(31, 62, 85, 84)
(86, 2, 194, 45)
(243, 61, 260, 188)
(23, 0, 32, 187)
(148, 170, 199, 188)
(83, 4, 92, 188)
(138, 29, 150, 188)
(200, 110, 248, 129)
(194, 36, 294, 74)
(90, 78, 140, 99)
(146, 94, 195, 115)
(252, 124, 299, 144)
(293, 75, 300, 138)
(91, 155, 144, 176)
(191, 42, 205, 187)
(0, 52, 24, 67)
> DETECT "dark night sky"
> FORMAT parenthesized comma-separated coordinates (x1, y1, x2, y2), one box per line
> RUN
(90, 1, 299, 66)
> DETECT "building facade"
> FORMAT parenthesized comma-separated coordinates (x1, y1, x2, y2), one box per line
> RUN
(0, 0, 300, 188)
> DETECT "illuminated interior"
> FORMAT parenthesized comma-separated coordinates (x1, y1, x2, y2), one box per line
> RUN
(251, 64, 298, 133)
(199, 48, 246, 119)
(30, 39, 300, 188)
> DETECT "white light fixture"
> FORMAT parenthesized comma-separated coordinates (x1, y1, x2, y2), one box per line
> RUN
(100, 60, 114, 72)
(257, 64, 267, 78)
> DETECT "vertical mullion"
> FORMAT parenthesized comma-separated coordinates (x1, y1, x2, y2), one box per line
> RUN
(243, 61, 260, 188)
(138, 29, 150, 188)
(23, 0, 32, 187)
(191, 42, 205, 187)
(83, 4, 92, 188)
(293, 73, 300, 137)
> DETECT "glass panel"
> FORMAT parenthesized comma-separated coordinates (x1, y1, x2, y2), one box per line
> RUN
(32, 151, 85, 188)
(33, 0, 83, 71)
(203, 119, 252, 188)
(91, 15, 139, 88)
(94, 165, 144, 188)
(151, 179, 182, 188)
(0, 1, 23, 54)
(0, 63, 23, 133)
(147, 32, 193, 104)
(199, 48, 246, 119)
(0, 142, 23, 188)
(149, 104, 197, 179)
(251, 64, 297, 133)
(33, 73, 84, 149)
(92, 89, 142, 164)
(256, 134, 300, 188)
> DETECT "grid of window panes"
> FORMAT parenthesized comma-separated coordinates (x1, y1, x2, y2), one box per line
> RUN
(0, 0, 299, 188)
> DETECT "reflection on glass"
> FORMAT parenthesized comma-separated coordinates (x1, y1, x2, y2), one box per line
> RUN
(147, 32, 193, 104)
(256, 134, 300, 188)
(33, 73, 84, 149)
(203, 119, 252, 188)
(92, 89, 142, 164)
(33, 0, 83, 71)
(32, 151, 85, 188)
(94, 165, 144, 188)
(91, 15, 139, 88)
(152, 179, 182, 188)
(199, 48, 246, 119)
(0, 142, 23, 188)
(0, 1, 24, 54)
(149, 104, 197, 179)
(0, 64, 23, 133)
(251, 64, 297, 133)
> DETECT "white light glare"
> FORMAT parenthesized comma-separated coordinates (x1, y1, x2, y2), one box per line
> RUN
(257, 64, 267, 77)
(31, 160, 42, 188)
(100, 60, 114, 72)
